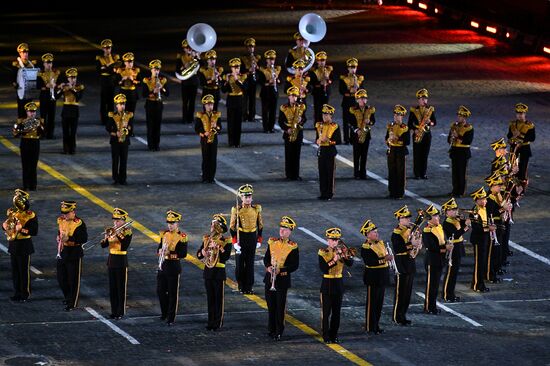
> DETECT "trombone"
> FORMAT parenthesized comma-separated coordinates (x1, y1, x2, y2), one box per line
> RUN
(82, 220, 134, 251)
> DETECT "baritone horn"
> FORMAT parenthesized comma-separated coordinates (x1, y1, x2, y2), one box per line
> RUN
(287, 13, 326, 74)
(175, 23, 217, 81)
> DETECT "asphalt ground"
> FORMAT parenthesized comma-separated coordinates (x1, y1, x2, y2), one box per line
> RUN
(0, 4, 549, 366)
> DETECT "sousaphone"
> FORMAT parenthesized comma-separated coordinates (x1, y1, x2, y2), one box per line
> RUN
(286, 13, 327, 74)
(175, 23, 217, 81)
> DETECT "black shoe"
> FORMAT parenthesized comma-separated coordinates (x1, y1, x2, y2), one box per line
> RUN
(160, 315, 167, 321)
(324, 338, 332, 344)
(404, 319, 412, 325)
(396, 320, 408, 326)
(119, 181, 127, 185)
(206, 326, 213, 331)
(268, 332, 275, 338)
(167, 321, 174, 326)
(331, 337, 340, 343)
(19, 298, 28, 303)
(65, 306, 74, 311)
(115, 315, 122, 320)
(375, 328, 384, 335)
(10, 295, 21, 301)
(507, 251, 513, 256)
(110, 314, 117, 319)
(296, 176, 303, 181)
(274, 334, 282, 341)
(112, 181, 118, 185)
(62, 300, 68, 305)
(489, 278, 501, 284)
(422, 175, 428, 179)
(497, 269, 506, 275)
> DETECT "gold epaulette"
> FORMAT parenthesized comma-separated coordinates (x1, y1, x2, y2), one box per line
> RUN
(423, 226, 432, 233)
(123, 228, 132, 236)
(12, 61, 18, 67)
(253, 204, 262, 213)
(370, 106, 376, 113)
(318, 248, 331, 261)
(288, 241, 298, 249)
(339, 75, 346, 80)
(326, 65, 333, 72)
(108, 112, 114, 117)
(393, 226, 406, 235)
(362, 241, 372, 250)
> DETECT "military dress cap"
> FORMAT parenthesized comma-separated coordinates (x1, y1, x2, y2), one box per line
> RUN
(229, 58, 241, 67)
(114, 93, 127, 104)
(457, 105, 471, 118)
(238, 184, 254, 196)
(515, 102, 528, 113)
(293, 32, 304, 40)
(286, 86, 300, 96)
(101, 39, 113, 48)
(394, 205, 412, 219)
(322, 104, 335, 115)
(181, 39, 189, 48)
(65, 68, 78, 77)
(205, 50, 217, 59)
(470, 187, 487, 200)
(17, 43, 29, 52)
(280, 216, 297, 230)
(441, 197, 458, 211)
(14, 188, 30, 199)
(416, 88, 429, 99)
(490, 138, 506, 151)
(355, 89, 368, 99)
(346, 58, 358, 67)
(41, 53, 54, 62)
(202, 94, 215, 104)
(122, 52, 134, 62)
(166, 210, 182, 223)
(393, 104, 407, 116)
(325, 227, 342, 239)
(292, 59, 305, 69)
(485, 172, 504, 187)
(424, 204, 440, 217)
(149, 59, 162, 69)
(315, 51, 327, 60)
(264, 50, 277, 59)
(495, 164, 509, 177)
(360, 219, 377, 236)
(24, 102, 38, 111)
(13, 192, 29, 211)
(61, 200, 77, 213)
(212, 213, 228, 233)
(112, 207, 128, 220)
(244, 38, 256, 46)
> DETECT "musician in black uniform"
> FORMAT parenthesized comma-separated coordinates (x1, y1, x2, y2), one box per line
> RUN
(12, 43, 37, 118)
(142, 59, 168, 151)
(240, 38, 260, 122)
(100, 208, 132, 320)
(176, 39, 199, 123)
(490, 138, 510, 174)
(106, 94, 133, 185)
(199, 50, 223, 112)
(360, 219, 390, 334)
(96, 39, 120, 125)
(386, 105, 410, 200)
(56, 200, 88, 311)
(157, 210, 188, 325)
(263, 216, 299, 341)
(408, 88, 436, 180)
(441, 198, 470, 302)
(469, 187, 494, 293)
(284, 32, 309, 72)
(319, 227, 353, 343)
(339, 58, 365, 144)
(279, 86, 306, 181)
(350, 89, 375, 180)
(2, 189, 37, 302)
(493, 163, 516, 266)
(309, 51, 333, 123)
(507, 103, 535, 181)
(448, 106, 474, 197)
(485, 172, 508, 283)
(195, 94, 222, 183)
(37, 53, 59, 139)
(285, 59, 311, 105)
(222, 58, 248, 148)
(196, 214, 232, 331)
(316, 104, 342, 200)
(391, 205, 421, 325)
(257, 50, 281, 133)
(115, 52, 140, 114)
(13, 102, 44, 191)
(57, 68, 84, 155)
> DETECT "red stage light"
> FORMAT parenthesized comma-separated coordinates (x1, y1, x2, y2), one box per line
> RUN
(486, 26, 497, 34)
(470, 21, 480, 28)
(418, 2, 427, 10)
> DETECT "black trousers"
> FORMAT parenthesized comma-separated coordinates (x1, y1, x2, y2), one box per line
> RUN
(451, 156, 469, 196)
(353, 139, 370, 179)
(121, 89, 137, 113)
(100, 78, 115, 125)
(200, 139, 217, 182)
(387, 149, 406, 198)
(20, 138, 39, 190)
(471, 236, 488, 291)
(313, 90, 329, 123)
(365, 285, 385, 332)
(157, 271, 180, 323)
(109, 267, 128, 317)
(284, 140, 302, 180)
(517, 155, 530, 180)
(486, 234, 501, 281)
(145, 100, 163, 150)
(205, 279, 225, 329)
(501, 222, 511, 264)
(341, 101, 354, 143)
(227, 96, 243, 147)
(11, 254, 31, 300)
(442, 248, 461, 301)
(261, 94, 277, 132)
(181, 84, 198, 123)
(265, 287, 288, 336)
(39, 96, 57, 138)
(392, 272, 414, 323)
(57, 258, 82, 308)
(243, 82, 257, 121)
(235, 232, 257, 292)
(17, 97, 31, 118)
(321, 292, 343, 341)
(111, 142, 129, 184)
(62, 116, 78, 154)
(412, 133, 431, 178)
(318, 153, 336, 199)
(424, 264, 442, 312)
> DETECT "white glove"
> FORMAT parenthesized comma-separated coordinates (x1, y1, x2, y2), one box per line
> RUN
(234, 243, 241, 254)
(256, 242, 261, 249)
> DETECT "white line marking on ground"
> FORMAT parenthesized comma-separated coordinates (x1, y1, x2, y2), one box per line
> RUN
(0, 243, 43, 275)
(85, 307, 140, 344)
(134, 136, 148, 146)
(415, 291, 483, 327)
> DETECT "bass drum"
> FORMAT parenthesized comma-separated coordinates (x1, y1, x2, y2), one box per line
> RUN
(16, 68, 40, 100)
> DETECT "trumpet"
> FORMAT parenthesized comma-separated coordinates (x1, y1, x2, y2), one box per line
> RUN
(250, 53, 257, 82)
(50, 77, 56, 101)
(271, 64, 278, 93)
(158, 237, 168, 271)
(269, 260, 278, 292)
(457, 208, 476, 220)
(335, 239, 356, 260)
(82, 220, 134, 251)
(445, 234, 454, 267)
(155, 75, 163, 101)
(489, 214, 500, 246)
(385, 241, 399, 275)
(56, 230, 66, 259)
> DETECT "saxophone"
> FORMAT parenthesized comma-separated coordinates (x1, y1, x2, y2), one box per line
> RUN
(414, 106, 434, 143)
(206, 114, 218, 144)
(386, 122, 396, 155)
(287, 105, 302, 143)
(158, 237, 168, 271)
(357, 109, 371, 144)
(117, 111, 129, 143)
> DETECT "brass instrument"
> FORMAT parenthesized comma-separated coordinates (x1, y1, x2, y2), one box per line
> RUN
(449, 121, 459, 146)
(176, 57, 200, 81)
(56, 229, 66, 259)
(82, 220, 134, 251)
(385, 241, 399, 275)
(445, 234, 455, 267)
(357, 109, 372, 144)
(321, 66, 330, 93)
(202, 224, 224, 269)
(351, 73, 359, 92)
(286, 105, 303, 143)
(14, 117, 41, 136)
(414, 106, 434, 143)
(50, 77, 56, 101)
(250, 53, 257, 82)
(269, 260, 278, 291)
(234, 195, 241, 254)
(155, 75, 163, 101)
(457, 208, 476, 220)
(335, 239, 356, 260)
(4, 208, 20, 241)
(158, 236, 168, 271)
(117, 111, 129, 143)
(271, 65, 278, 93)
(408, 210, 426, 259)
(386, 122, 396, 155)
(489, 214, 500, 246)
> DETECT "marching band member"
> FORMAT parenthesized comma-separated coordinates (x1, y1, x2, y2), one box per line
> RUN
(96, 39, 120, 125)
(195, 94, 222, 183)
(339, 58, 365, 144)
(157, 210, 188, 325)
(490, 138, 511, 174)
(57, 68, 84, 155)
(263, 216, 299, 341)
(176, 39, 200, 124)
(386, 105, 410, 200)
(56, 200, 88, 311)
(485, 172, 508, 283)
(13, 102, 44, 191)
(222, 58, 248, 148)
(284, 32, 309, 71)
(319, 227, 353, 343)
(285, 59, 311, 105)
(507, 102, 535, 181)
(350, 89, 375, 180)
(448, 106, 474, 197)
(230, 184, 263, 294)
(469, 187, 494, 293)
(12, 43, 37, 118)
(115, 52, 140, 114)
(100, 208, 132, 320)
(199, 50, 223, 111)
(106, 94, 133, 185)
(2, 189, 37, 303)
(240, 37, 260, 122)
(494, 164, 515, 266)
(37, 53, 59, 139)
(360, 219, 390, 334)
(142, 59, 168, 151)
(196, 214, 232, 331)
(309, 51, 333, 123)
(278, 86, 306, 181)
(257, 49, 281, 133)
(409, 88, 437, 180)
(316, 104, 342, 200)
